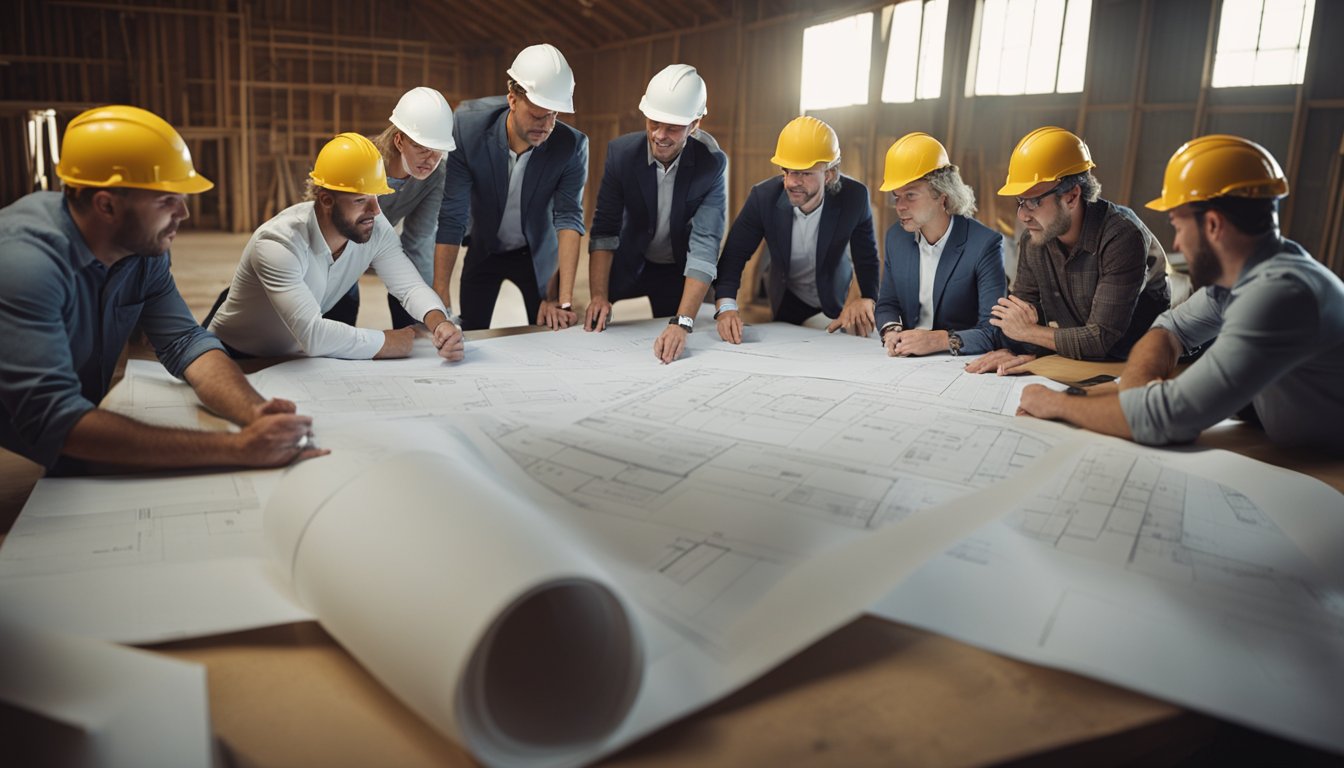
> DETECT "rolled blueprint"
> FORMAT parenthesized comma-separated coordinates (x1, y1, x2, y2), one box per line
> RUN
(265, 450, 644, 767)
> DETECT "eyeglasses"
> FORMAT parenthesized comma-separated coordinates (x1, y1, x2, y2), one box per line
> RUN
(1015, 180, 1077, 211)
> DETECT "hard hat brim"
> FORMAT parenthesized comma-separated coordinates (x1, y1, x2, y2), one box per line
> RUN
(518, 90, 573, 114)
(59, 173, 215, 195)
(389, 119, 456, 153)
(1145, 195, 1176, 212)
(997, 179, 1038, 197)
(639, 101, 698, 127)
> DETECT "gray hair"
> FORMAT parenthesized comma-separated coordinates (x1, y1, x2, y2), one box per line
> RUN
(825, 158, 843, 195)
(1061, 170, 1101, 203)
(924, 165, 977, 217)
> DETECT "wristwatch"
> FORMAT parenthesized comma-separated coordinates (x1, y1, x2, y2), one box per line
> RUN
(947, 331, 963, 356)
(558, 302, 573, 311)
(669, 315, 694, 333)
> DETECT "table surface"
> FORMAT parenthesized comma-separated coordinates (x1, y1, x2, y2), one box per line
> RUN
(2, 342, 1341, 767)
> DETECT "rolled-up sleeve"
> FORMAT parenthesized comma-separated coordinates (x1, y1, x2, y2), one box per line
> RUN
(684, 152, 728, 284)
(1119, 277, 1318, 445)
(552, 132, 589, 235)
(138, 259, 226, 378)
(0, 244, 95, 467)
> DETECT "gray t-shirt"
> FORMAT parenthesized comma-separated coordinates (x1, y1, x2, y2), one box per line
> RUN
(1119, 236, 1344, 451)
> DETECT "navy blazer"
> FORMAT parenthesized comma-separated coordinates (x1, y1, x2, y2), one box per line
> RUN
(714, 175, 879, 318)
(875, 215, 1006, 354)
(436, 96, 589, 296)
(589, 131, 728, 289)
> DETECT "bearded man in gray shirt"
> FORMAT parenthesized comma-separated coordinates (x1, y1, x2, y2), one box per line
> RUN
(1017, 135, 1344, 453)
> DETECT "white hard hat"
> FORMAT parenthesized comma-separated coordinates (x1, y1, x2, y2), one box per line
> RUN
(389, 86, 456, 152)
(639, 64, 707, 126)
(506, 43, 576, 114)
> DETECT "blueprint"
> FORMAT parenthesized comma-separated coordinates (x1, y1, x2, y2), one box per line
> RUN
(873, 440, 1344, 754)
(1, 317, 1342, 759)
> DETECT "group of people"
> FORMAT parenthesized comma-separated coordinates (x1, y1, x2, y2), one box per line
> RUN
(2, 42, 1342, 479)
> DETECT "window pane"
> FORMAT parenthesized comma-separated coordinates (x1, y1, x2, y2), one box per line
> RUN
(1056, 0, 1092, 92)
(975, 0, 1009, 94)
(1253, 48, 1297, 85)
(882, 2, 923, 103)
(1218, 0, 1263, 51)
(1025, 0, 1066, 94)
(1212, 50, 1256, 87)
(1259, 2, 1303, 49)
(917, 0, 948, 99)
(800, 13, 874, 111)
(1212, 0, 1314, 87)
(972, 0, 1092, 96)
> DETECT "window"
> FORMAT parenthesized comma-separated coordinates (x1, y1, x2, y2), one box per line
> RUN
(1211, 0, 1315, 87)
(882, 0, 949, 103)
(800, 12, 874, 112)
(970, 0, 1093, 96)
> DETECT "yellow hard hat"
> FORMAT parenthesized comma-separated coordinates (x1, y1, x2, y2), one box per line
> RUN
(771, 116, 840, 170)
(880, 132, 950, 192)
(997, 126, 1094, 196)
(1145, 134, 1288, 211)
(55, 105, 213, 194)
(309, 132, 395, 195)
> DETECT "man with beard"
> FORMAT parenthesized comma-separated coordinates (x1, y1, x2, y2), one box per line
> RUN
(582, 65, 728, 358)
(965, 127, 1169, 375)
(711, 116, 879, 362)
(1016, 135, 1344, 451)
(434, 43, 588, 331)
(0, 105, 326, 474)
(875, 132, 1005, 357)
(208, 132, 462, 361)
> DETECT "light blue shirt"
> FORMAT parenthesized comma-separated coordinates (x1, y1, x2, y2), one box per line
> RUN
(1118, 236, 1344, 451)
(0, 192, 225, 469)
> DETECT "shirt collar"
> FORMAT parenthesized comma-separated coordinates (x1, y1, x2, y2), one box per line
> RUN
(794, 199, 824, 221)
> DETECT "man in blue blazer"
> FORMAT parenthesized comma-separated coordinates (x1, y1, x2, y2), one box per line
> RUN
(434, 44, 589, 330)
(713, 117, 879, 352)
(875, 132, 1006, 357)
(585, 65, 728, 350)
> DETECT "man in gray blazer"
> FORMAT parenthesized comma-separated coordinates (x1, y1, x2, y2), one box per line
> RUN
(875, 132, 1005, 357)
(584, 65, 729, 360)
(713, 116, 880, 354)
(434, 43, 589, 330)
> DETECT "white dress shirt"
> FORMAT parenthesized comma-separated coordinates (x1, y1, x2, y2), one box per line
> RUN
(915, 228, 950, 329)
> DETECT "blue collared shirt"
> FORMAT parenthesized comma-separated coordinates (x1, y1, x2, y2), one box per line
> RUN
(1118, 236, 1344, 451)
(0, 192, 224, 468)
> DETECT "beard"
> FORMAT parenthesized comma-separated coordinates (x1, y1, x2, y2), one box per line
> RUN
(1187, 230, 1223, 290)
(333, 205, 375, 244)
(1033, 203, 1071, 245)
(113, 215, 176, 256)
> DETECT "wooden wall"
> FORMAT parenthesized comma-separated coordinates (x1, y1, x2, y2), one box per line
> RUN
(567, 0, 1344, 278)
(4, 0, 1342, 277)
(1, 0, 503, 231)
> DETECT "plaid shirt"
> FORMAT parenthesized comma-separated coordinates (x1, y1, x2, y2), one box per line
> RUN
(1010, 198, 1169, 360)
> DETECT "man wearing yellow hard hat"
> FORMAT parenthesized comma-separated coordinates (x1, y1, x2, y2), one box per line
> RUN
(1017, 135, 1344, 451)
(712, 116, 880, 358)
(875, 132, 1006, 358)
(207, 132, 462, 361)
(585, 64, 729, 359)
(435, 43, 589, 332)
(965, 127, 1169, 374)
(0, 105, 325, 474)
